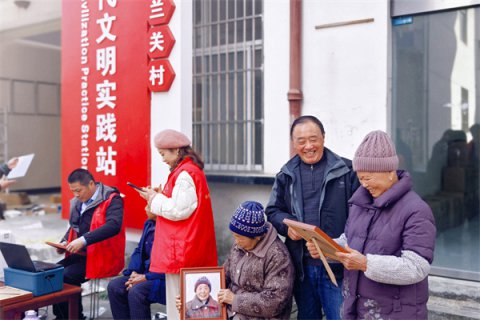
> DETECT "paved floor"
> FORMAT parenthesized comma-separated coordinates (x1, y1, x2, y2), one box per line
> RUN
(38, 284, 167, 319)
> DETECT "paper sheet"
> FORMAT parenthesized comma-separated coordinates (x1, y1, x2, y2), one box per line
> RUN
(6, 154, 35, 179)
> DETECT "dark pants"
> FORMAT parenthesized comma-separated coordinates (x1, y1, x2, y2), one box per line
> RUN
(53, 254, 87, 320)
(294, 264, 343, 320)
(107, 275, 153, 320)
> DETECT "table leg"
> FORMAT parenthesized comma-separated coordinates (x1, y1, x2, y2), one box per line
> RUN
(68, 292, 80, 319)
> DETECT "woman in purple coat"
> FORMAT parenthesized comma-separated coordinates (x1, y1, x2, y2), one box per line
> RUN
(308, 130, 436, 319)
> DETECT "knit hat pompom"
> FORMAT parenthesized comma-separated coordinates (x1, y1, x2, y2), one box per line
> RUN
(154, 129, 191, 149)
(229, 201, 267, 238)
(194, 276, 211, 292)
(353, 130, 399, 172)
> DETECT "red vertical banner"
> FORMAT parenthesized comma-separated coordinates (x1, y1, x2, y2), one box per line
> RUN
(61, 0, 151, 229)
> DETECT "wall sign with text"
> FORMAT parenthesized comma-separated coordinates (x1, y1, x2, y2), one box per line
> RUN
(61, 0, 152, 229)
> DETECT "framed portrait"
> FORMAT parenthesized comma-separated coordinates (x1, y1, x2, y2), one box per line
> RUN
(180, 266, 226, 320)
(283, 218, 346, 259)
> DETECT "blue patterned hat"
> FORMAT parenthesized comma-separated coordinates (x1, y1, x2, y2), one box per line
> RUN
(229, 201, 267, 238)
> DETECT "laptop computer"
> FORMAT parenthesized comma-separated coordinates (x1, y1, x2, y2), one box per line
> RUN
(0, 242, 62, 273)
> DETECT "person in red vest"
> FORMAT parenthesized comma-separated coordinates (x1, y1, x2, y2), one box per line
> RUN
(136, 129, 218, 320)
(53, 168, 125, 320)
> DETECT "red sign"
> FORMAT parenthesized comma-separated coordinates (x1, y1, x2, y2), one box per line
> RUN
(147, 25, 175, 59)
(61, 0, 151, 229)
(148, 59, 176, 92)
(148, 0, 176, 26)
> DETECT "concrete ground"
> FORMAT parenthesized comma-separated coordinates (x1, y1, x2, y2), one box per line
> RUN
(38, 283, 166, 319)
(1, 192, 479, 319)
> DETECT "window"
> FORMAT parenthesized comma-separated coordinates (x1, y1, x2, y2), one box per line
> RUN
(193, 0, 264, 172)
(392, 7, 479, 281)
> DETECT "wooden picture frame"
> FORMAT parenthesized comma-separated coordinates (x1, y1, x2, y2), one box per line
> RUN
(180, 266, 226, 320)
(283, 218, 347, 260)
(283, 218, 347, 286)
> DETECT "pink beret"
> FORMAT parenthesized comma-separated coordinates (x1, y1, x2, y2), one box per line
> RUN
(154, 129, 191, 149)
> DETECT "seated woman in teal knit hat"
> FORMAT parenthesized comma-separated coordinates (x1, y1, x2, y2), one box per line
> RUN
(177, 201, 295, 319)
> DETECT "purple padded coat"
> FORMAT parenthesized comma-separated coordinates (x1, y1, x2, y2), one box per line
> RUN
(343, 171, 436, 319)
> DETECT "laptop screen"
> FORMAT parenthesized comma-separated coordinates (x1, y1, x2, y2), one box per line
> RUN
(0, 242, 42, 272)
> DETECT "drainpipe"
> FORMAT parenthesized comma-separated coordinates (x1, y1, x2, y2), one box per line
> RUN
(288, 0, 303, 157)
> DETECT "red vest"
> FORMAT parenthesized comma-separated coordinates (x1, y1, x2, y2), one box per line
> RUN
(150, 158, 218, 274)
(67, 193, 125, 279)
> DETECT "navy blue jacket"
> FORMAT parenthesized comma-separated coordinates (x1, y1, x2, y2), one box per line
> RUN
(266, 148, 359, 280)
(123, 219, 166, 304)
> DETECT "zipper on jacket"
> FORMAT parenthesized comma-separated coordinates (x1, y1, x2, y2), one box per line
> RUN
(311, 164, 315, 190)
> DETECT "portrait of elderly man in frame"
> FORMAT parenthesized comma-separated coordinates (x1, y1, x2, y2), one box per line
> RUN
(180, 267, 226, 320)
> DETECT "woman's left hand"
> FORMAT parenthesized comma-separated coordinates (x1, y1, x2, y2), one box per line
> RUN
(175, 294, 182, 312)
(217, 289, 235, 305)
(335, 244, 367, 272)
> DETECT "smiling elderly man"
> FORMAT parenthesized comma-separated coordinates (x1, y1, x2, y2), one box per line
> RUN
(266, 115, 359, 320)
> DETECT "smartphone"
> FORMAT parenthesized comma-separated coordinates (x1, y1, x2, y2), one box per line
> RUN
(127, 182, 145, 192)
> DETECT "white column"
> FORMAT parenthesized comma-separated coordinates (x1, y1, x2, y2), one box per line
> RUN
(150, 0, 193, 185)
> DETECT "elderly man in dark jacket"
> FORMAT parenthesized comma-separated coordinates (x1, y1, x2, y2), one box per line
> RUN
(266, 115, 359, 320)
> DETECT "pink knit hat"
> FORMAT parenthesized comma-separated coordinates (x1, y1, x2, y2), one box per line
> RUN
(154, 129, 191, 149)
(353, 130, 399, 172)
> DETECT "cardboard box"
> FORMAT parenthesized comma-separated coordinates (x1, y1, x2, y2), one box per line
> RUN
(49, 194, 62, 204)
(0, 192, 31, 206)
(4, 267, 64, 296)
(43, 204, 60, 214)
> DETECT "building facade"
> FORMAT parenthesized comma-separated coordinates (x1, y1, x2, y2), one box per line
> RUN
(0, 0, 478, 281)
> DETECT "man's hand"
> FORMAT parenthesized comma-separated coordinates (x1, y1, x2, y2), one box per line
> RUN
(56, 241, 67, 254)
(287, 226, 302, 241)
(218, 289, 235, 305)
(7, 158, 19, 170)
(335, 244, 367, 272)
(306, 241, 320, 258)
(66, 238, 85, 254)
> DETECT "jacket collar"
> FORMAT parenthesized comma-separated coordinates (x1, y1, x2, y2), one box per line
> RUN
(349, 170, 412, 209)
(171, 157, 194, 173)
(236, 222, 278, 258)
(71, 182, 118, 211)
(281, 147, 349, 179)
